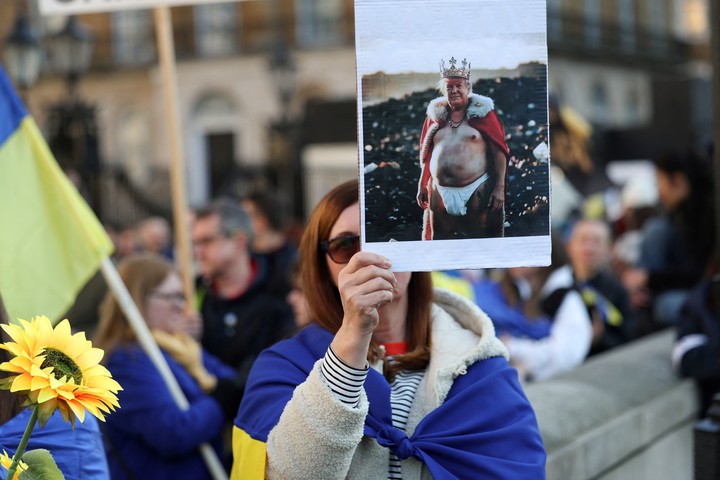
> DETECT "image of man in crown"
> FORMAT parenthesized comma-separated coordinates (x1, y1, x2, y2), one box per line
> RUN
(417, 57, 510, 240)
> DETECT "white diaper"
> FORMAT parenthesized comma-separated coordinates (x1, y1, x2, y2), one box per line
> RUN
(435, 172, 489, 216)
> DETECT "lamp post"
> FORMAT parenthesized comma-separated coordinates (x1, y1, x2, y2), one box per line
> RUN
(47, 16, 94, 97)
(2, 6, 41, 102)
(269, 41, 297, 126)
(44, 16, 102, 216)
(268, 40, 305, 220)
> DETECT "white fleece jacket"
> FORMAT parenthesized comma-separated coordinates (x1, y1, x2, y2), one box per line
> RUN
(265, 288, 509, 480)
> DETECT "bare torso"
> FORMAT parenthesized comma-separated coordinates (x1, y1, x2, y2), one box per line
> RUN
(429, 120, 489, 186)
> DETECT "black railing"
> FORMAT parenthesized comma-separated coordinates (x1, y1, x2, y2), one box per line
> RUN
(98, 165, 172, 228)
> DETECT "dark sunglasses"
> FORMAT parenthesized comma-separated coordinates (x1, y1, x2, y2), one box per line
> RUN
(320, 234, 361, 264)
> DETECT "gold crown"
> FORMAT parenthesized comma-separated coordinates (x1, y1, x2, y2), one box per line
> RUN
(440, 57, 471, 79)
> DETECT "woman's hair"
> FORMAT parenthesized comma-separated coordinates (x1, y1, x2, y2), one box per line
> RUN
(93, 253, 174, 357)
(299, 179, 433, 377)
(654, 148, 714, 206)
(0, 293, 24, 425)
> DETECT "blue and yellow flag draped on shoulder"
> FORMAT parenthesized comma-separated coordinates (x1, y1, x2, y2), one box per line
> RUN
(0, 65, 114, 324)
(232, 324, 546, 479)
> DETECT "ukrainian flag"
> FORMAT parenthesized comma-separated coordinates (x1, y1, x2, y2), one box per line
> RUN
(0, 64, 114, 323)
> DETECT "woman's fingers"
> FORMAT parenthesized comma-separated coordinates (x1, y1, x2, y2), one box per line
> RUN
(336, 252, 398, 333)
(340, 252, 396, 289)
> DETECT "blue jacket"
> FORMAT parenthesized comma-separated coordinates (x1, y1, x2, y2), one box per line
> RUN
(103, 344, 235, 480)
(0, 408, 109, 479)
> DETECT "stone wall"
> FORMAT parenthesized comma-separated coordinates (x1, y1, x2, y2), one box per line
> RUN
(525, 329, 699, 480)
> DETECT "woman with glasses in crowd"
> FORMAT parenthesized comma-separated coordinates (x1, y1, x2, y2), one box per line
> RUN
(94, 253, 236, 480)
(231, 180, 546, 479)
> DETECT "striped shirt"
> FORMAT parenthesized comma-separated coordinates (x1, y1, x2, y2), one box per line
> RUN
(321, 346, 425, 479)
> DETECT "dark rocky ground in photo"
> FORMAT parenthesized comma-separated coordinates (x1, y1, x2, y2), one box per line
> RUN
(363, 71, 550, 243)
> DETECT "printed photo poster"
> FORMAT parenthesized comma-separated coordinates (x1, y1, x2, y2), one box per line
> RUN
(355, 0, 551, 272)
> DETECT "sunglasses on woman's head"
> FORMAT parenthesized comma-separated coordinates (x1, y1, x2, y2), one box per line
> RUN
(320, 234, 361, 264)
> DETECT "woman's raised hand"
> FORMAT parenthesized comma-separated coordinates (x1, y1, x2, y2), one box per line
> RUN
(331, 251, 397, 368)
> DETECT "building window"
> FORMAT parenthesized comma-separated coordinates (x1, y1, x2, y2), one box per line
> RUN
(112, 10, 154, 65)
(195, 3, 238, 57)
(649, 0, 667, 53)
(296, 0, 344, 48)
(618, 0, 636, 53)
(625, 86, 640, 123)
(591, 80, 608, 122)
(547, 0, 562, 41)
(189, 93, 240, 203)
(584, 0, 601, 47)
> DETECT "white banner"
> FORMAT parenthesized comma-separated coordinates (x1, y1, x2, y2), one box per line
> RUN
(39, 0, 244, 15)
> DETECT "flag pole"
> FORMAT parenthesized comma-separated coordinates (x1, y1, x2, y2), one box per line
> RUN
(100, 258, 228, 480)
(153, 5, 196, 307)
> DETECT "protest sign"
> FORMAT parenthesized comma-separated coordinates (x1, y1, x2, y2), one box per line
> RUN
(355, 0, 550, 271)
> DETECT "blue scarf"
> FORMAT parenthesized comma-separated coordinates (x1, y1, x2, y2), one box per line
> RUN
(234, 324, 546, 479)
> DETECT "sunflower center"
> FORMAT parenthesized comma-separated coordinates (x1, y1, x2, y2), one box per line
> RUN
(40, 348, 83, 384)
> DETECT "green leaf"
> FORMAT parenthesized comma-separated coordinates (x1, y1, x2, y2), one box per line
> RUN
(17, 449, 64, 480)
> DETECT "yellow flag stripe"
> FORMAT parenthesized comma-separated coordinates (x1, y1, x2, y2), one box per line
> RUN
(231, 427, 267, 480)
(432, 271, 476, 302)
(0, 117, 114, 324)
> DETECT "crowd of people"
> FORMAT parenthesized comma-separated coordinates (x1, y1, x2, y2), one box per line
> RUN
(2, 113, 717, 478)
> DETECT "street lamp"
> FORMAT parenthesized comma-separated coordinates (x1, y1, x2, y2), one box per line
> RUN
(2, 11, 42, 95)
(269, 41, 297, 125)
(268, 41, 305, 219)
(44, 16, 102, 216)
(46, 16, 94, 95)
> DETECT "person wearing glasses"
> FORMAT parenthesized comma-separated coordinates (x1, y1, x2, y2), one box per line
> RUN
(94, 254, 237, 479)
(231, 180, 546, 479)
(190, 198, 295, 406)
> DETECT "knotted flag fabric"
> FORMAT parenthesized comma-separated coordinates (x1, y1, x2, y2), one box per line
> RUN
(232, 324, 546, 479)
(0, 64, 114, 324)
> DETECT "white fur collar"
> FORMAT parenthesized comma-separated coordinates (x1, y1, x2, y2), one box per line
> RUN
(424, 288, 508, 407)
(426, 93, 495, 122)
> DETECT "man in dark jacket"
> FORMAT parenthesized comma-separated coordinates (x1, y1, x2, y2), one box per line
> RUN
(191, 198, 294, 414)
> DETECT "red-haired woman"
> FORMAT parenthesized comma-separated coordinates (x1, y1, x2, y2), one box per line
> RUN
(232, 180, 546, 479)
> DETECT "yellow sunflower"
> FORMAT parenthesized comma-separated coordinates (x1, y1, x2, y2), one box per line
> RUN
(0, 316, 122, 427)
(0, 450, 27, 479)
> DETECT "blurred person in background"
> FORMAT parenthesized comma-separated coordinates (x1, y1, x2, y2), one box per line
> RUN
(611, 176, 661, 277)
(94, 254, 237, 479)
(547, 96, 615, 236)
(672, 252, 720, 417)
(474, 232, 592, 381)
(241, 191, 298, 299)
(191, 198, 294, 400)
(622, 149, 715, 329)
(116, 225, 141, 259)
(564, 219, 634, 354)
(138, 216, 174, 260)
(0, 294, 110, 479)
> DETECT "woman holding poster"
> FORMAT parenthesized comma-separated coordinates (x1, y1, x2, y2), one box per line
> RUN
(231, 180, 546, 479)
